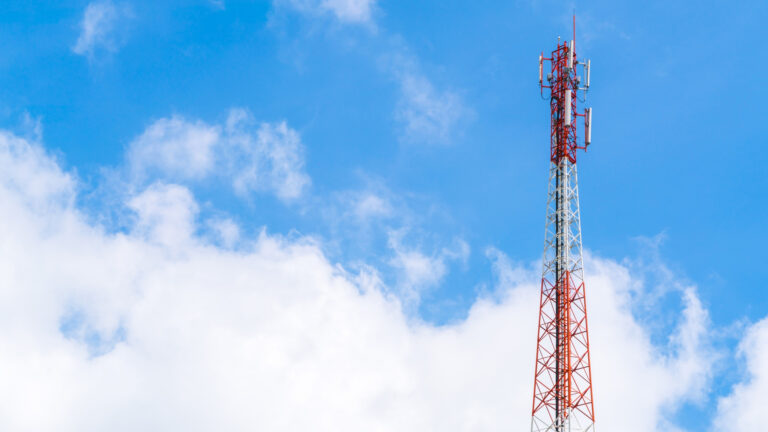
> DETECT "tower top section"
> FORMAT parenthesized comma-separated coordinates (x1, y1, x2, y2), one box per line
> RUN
(538, 16, 592, 164)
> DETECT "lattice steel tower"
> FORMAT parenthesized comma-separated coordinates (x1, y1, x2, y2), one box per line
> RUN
(531, 18, 595, 432)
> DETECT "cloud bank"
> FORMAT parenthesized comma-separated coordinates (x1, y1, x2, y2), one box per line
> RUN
(0, 128, 722, 431)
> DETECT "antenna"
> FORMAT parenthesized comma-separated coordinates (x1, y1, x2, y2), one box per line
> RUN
(539, 54, 543, 84)
(538, 20, 593, 155)
(573, 13, 576, 45)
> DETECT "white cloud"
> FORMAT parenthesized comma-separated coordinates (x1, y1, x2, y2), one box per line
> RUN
(585, 257, 713, 431)
(714, 318, 768, 431)
(331, 189, 394, 224)
(126, 109, 311, 202)
(73, 1, 131, 58)
(227, 111, 311, 201)
(128, 183, 199, 248)
(208, 218, 241, 248)
(20, 111, 44, 143)
(278, 0, 377, 24)
(442, 238, 470, 265)
(389, 243, 446, 296)
(0, 131, 74, 210)
(387, 231, 470, 306)
(128, 116, 221, 181)
(0, 129, 721, 431)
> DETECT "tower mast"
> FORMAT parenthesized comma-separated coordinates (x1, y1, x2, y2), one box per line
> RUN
(532, 18, 594, 432)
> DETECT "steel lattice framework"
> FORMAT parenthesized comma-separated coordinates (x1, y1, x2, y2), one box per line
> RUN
(531, 19, 594, 432)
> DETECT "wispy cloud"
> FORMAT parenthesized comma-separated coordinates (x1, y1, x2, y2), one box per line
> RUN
(326, 189, 395, 228)
(350, 192, 393, 220)
(209, 0, 226, 10)
(318, 177, 470, 304)
(379, 42, 472, 146)
(72, 1, 132, 59)
(276, 0, 378, 25)
(391, 62, 470, 145)
(273, 0, 470, 145)
(387, 229, 470, 306)
(227, 110, 311, 201)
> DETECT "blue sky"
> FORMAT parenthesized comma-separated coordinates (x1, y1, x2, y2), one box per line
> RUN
(0, 0, 766, 430)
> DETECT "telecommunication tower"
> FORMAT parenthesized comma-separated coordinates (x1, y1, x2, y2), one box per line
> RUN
(531, 18, 595, 432)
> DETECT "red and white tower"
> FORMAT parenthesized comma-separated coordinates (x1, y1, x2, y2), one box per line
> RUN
(531, 19, 594, 432)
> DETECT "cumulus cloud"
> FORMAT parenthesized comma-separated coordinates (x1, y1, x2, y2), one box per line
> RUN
(72, 1, 131, 58)
(0, 131, 74, 209)
(277, 0, 377, 24)
(0, 129, 721, 431)
(126, 109, 311, 202)
(714, 318, 768, 431)
(585, 257, 713, 431)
